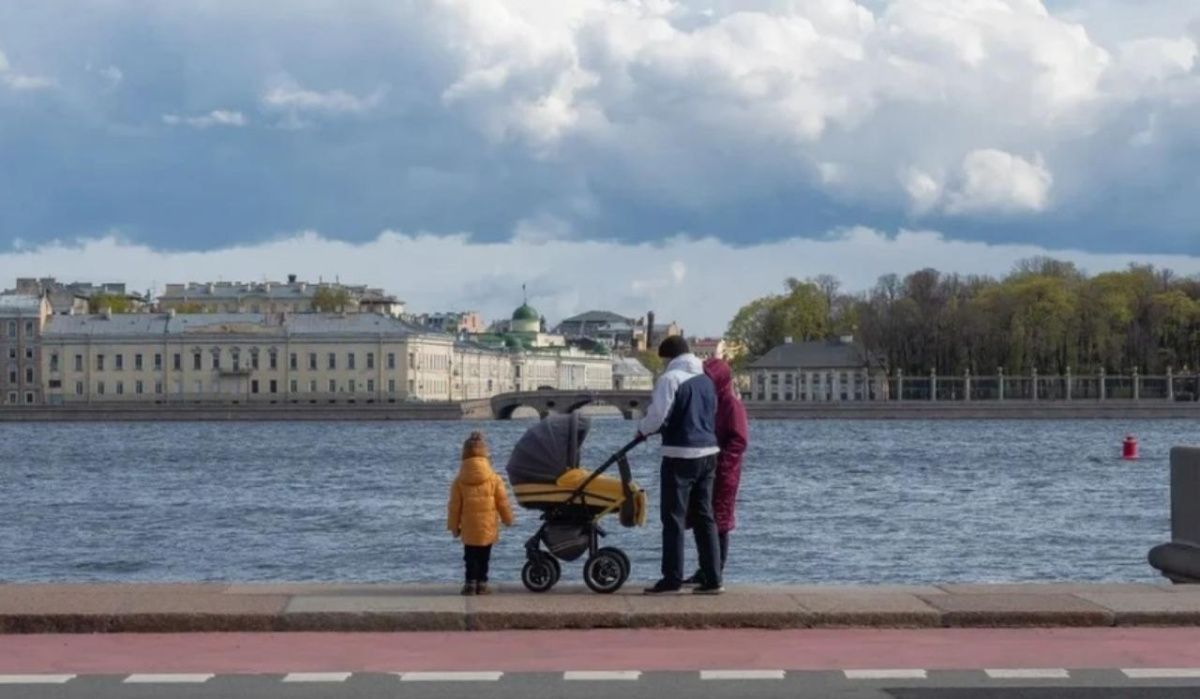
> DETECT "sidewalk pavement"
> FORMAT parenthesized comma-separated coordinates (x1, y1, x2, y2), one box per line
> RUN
(2, 583, 1200, 633)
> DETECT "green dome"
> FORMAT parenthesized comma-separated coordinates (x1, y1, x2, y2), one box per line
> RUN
(512, 303, 540, 322)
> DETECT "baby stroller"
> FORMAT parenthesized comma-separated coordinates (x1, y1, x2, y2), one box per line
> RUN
(506, 413, 647, 593)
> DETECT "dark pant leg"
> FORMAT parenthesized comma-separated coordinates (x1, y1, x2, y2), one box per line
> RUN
(659, 458, 689, 585)
(478, 545, 492, 583)
(719, 531, 729, 571)
(463, 545, 475, 582)
(687, 455, 722, 586)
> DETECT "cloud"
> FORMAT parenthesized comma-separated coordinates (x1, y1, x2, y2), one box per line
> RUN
(0, 48, 55, 91)
(5, 227, 1199, 336)
(261, 78, 384, 116)
(943, 150, 1054, 215)
(162, 110, 248, 129)
(88, 64, 124, 90)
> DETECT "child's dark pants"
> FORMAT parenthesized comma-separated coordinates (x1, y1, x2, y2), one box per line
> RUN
(464, 545, 492, 582)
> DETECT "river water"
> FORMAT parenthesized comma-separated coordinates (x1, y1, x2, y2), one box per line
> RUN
(0, 419, 1192, 585)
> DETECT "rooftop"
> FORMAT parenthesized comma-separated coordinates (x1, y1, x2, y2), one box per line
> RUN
(0, 294, 44, 313)
(751, 338, 883, 370)
(41, 312, 431, 339)
(560, 310, 636, 325)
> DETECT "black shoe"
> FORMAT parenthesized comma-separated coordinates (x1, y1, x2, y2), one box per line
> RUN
(682, 572, 705, 587)
(643, 579, 683, 595)
(694, 583, 725, 595)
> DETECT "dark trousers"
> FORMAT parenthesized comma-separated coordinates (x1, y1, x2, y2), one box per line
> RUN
(693, 529, 730, 573)
(464, 545, 492, 583)
(660, 455, 721, 587)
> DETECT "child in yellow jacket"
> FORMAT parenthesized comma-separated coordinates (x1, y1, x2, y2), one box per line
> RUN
(447, 431, 514, 595)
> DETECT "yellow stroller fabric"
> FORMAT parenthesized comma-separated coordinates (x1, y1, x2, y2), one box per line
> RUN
(513, 468, 647, 527)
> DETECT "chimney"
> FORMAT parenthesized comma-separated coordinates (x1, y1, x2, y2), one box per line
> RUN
(646, 311, 656, 350)
(288, 274, 297, 284)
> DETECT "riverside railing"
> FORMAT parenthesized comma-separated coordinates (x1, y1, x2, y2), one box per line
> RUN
(888, 369, 1200, 402)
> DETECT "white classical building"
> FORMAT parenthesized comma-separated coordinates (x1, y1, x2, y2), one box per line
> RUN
(37, 310, 612, 405)
(747, 336, 888, 402)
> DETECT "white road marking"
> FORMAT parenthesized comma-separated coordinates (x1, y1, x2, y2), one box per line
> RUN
(845, 669, 928, 680)
(0, 675, 75, 684)
(123, 674, 214, 684)
(1123, 668, 1200, 679)
(282, 672, 353, 683)
(985, 669, 1070, 679)
(700, 670, 786, 680)
(399, 672, 504, 682)
(564, 671, 642, 681)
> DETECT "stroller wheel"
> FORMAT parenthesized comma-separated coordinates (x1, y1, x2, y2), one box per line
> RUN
(601, 546, 631, 585)
(522, 553, 560, 593)
(584, 548, 627, 594)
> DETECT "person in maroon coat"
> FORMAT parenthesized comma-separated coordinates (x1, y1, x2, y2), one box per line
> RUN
(685, 357, 749, 585)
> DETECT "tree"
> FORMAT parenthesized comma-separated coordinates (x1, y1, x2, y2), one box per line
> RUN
(636, 351, 664, 375)
(312, 286, 351, 312)
(88, 293, 134, 314)
(725, 280, 829, 361)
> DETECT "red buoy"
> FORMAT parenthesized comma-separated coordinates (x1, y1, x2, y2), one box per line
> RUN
(1122, 434, 1140, 461)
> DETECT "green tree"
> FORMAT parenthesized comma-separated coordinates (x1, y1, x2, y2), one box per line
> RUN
(312, 286, 351, 312)
(88, 292, 133, 314)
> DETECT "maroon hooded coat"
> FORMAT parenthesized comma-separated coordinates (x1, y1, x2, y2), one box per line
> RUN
(703, 357, 748, 533)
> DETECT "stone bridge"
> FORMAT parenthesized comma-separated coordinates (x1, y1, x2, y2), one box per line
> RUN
(489, 390, 653, 420)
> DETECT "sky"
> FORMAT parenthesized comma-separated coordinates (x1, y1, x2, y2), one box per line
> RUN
(0, 0, 1198, 334)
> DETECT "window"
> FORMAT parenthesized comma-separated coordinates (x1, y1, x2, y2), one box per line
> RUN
(24, 321, 33, 335)
(328, 353, 336, 370)
(367, 353, 375, 370)
(193, 353, 202, 370)
(74, 381, 84, 396)
(388, 379, 396, 394)
(97, 381, 105, 395)
(135, 354, 144, 371)
(387, 353, 396, 370)
(232, 351, 241, 371)
(50, 354, 59, 372)
(771, 392, 779, 401)
(25, 367, 33, 383)
(785, 393, 794, 401)
(211, 351, 220, 370)
(25, 347, 33, 360)
(155, 381, 163, 395)
(309, 379, 317, 393)
(116, 381, 124, 395)
(348, 379, 357, 393)
(6, 321, 14, 337)
(309, 353, 317, 370)
(24, 392, 33, 404)
(269, 380, 278, 394)
(770, 374, 779, 385)
(48, 379, 61, 389)
(75, 354, 83, 371)
(9, 369, 18, 383)
(115, 354, 124, 371)
(785, 374, 794, 384)
(251, 380, 259, 394)
(328, 379, 336, 393)
(289, 379, 298, 393)
(269, 352, 278, 370)
(348, 353, 356, 370)
(367, 379, 375, 393)
(408, 353, 416, 369)
(6, 392, 14, 404)
(154, 354, 163, 371)
(96, 354, 106, 371)
(135, 380, 144, 395)
(290, 353, 298, 370)
(250, 352, 259, 370)
(194, 380, 203, 394)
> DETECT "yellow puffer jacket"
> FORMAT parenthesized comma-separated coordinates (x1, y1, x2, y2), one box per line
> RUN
(447, 456, 514, 547)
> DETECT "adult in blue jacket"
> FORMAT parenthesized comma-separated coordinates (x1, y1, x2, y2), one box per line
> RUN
(637, 336, 723, 595)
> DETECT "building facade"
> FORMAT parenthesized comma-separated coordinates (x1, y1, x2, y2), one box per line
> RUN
(747, 336, 888, 402)
(0, 295, 52, 405)
(157, 276, 404, 316)
(11, 278, 147, 315)
(412, 311, 486, 335)
(37, 310, 612, 405)
(612, 357, 654, 390)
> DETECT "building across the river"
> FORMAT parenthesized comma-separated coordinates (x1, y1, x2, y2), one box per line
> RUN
(747, 336, 888, 402)
(10, 278, 150, 315)
(36, 302, 612, 406)
(156, 275, 405, 316)
(0, 294, 52, 405)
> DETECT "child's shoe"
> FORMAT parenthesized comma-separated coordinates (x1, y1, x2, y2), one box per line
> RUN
(475, 582, 492, 595)
(461, 582, 476, 596)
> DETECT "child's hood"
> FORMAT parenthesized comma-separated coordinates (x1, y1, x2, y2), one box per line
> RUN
(458, 455, 496, 486)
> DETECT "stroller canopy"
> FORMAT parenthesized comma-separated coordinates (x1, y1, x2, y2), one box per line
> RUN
(506, 413, 591, 486)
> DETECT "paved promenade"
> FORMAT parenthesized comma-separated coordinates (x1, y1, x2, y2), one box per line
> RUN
(4, 582, 1200, 633)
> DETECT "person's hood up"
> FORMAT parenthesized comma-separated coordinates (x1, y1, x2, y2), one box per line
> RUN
(666, 353, 704, 376)
(458, 456, 494, 486)
(703, 357, 734, 392)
